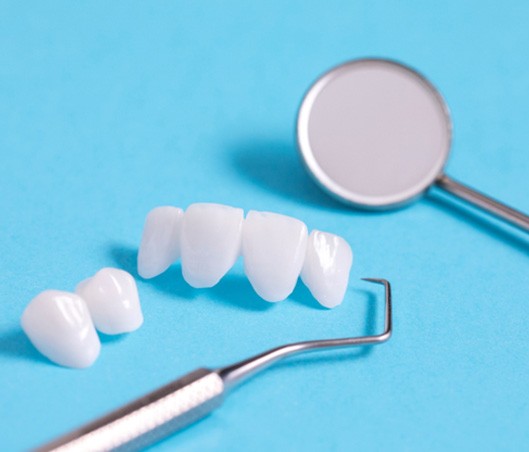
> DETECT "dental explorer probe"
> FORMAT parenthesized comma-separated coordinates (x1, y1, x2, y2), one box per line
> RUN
(38, 278, 392, 452)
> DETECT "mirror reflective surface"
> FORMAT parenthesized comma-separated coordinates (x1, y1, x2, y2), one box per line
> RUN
(297, 59, 452, 209)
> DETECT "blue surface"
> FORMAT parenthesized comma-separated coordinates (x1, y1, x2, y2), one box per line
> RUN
(1, 1, 529, 450)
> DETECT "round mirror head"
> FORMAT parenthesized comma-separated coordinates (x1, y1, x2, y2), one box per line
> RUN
(297, 58, 452, 209)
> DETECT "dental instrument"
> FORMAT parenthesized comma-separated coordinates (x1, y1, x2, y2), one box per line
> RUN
(297, 58, 529, 231)
(37, 277, 391, 452)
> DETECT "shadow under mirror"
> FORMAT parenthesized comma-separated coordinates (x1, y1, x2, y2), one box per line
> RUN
(229, 139, 348, 211)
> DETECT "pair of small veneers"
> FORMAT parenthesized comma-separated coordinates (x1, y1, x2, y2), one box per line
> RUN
(21, 268, 143, 368)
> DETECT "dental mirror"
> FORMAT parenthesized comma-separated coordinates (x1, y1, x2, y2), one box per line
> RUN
(297, 58, 529, 232)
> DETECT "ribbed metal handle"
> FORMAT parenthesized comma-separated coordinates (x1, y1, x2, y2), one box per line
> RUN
(37, 369, 224, 452)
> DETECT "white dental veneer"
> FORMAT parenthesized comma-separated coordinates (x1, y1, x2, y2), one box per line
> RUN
(301, 230, 353, 308)
(21, 290, 101, 368)
(242, 211, 308, 302)
(181, 203, 244, 288)
(138, 206, 183, 279)
(76, 268, 143, 335)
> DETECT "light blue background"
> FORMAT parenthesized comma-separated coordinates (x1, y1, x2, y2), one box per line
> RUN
(1, 1, 529, 450)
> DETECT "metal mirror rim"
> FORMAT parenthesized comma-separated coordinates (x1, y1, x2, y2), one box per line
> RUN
(296, 57, 453, 210)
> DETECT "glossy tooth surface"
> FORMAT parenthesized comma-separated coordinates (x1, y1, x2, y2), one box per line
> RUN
(21, 290, 100, 368)
(181, 203, 244, 288)
(76, 267, 143, 335)
(138, 206, 183, 279)
(301, 230, 353, 308)
(242, 211, 308, 302)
